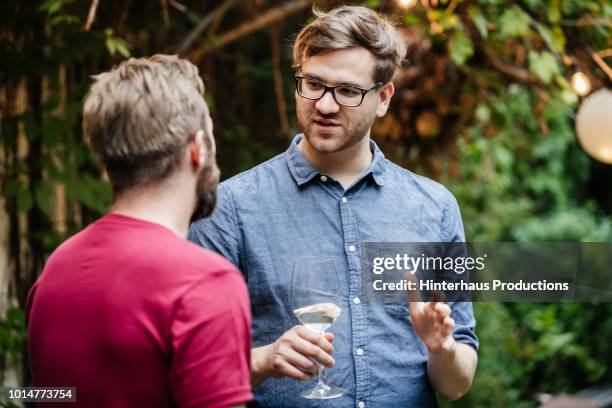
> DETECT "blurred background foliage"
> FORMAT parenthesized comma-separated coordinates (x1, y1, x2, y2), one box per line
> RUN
(1, 0, 611, 406)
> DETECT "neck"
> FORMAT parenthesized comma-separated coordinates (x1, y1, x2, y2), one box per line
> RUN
(300, 134, 373, 189)
(110, 176, 195, 238)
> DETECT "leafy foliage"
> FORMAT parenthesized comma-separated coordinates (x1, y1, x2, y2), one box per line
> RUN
(1, 1, 611, 406)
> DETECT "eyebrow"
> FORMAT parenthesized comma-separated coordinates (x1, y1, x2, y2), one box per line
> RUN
(301, 73, 365, 88)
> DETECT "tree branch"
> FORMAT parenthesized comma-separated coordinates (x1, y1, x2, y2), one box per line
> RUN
(591, 49, 612, 81)
(189, 0, 312, 63)
(176, 0, 236, 56)
(169, 0, 187, 12)
(481, 44, 539, 84)
(160, 0, 170, 25)
(271, 23, 290, 137)
(82, 0, 100, 31)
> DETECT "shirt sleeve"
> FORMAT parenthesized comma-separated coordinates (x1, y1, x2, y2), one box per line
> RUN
(188, 184, 242, 270)
(443, 192, 480, 351)
(169, 269, 252, 408)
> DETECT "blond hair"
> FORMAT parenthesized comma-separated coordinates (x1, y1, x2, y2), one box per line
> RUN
(293, 5, 407, 84)
(83, 54, 207, 195)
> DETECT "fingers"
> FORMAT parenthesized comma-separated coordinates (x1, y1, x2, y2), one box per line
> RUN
(295, 325, 334, 355)
(405, 272, 422, 304)
(276, 342, 318, 375)
(433, 316, 454, 337)
(405, 273, 424, 317)
(293, 327, 334, 368)
(434, 302, 451, 318)
(267, 325, 336, 380)
(430, 290, 446, 303)
(271, 356, 314, 381)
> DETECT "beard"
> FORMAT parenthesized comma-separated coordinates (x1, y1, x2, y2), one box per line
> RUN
(296, 104, 376, 154)
(190, 163, 220, 223)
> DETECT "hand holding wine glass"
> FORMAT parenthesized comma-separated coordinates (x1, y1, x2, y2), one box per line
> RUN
(291, 258, 346, 399)
(252, 325, 335, 383)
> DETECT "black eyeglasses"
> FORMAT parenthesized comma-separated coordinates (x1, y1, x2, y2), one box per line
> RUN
(295, 76, 383, 107)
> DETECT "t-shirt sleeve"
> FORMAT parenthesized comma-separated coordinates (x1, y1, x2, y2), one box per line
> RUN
(169, 268, 252, 408)
(188, 184, 242, 270)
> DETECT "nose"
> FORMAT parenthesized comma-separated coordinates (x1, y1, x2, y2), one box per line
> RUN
(315, 90, 340, 115)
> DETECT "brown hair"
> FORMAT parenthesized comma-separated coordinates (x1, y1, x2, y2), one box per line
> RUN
(293, 5, 407, 84)
(83, 54, 207, 195)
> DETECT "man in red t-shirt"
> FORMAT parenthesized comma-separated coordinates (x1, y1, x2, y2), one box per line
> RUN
(26, 55, 252, 408)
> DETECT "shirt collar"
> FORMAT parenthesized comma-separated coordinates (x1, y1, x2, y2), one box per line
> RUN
(286, 134, 386, 187)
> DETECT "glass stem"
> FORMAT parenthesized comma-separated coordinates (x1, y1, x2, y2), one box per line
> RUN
(314, 329, 330, 394)
(318, 363, 325, 384)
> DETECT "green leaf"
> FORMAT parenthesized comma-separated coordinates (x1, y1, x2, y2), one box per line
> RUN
(17, 188, 32, 213)
(105, 38, 116, 55)
(38, 0, 62, 15)
(532, 22, 565, 54)
(35, 183, 55, 216)
(475, 103, 491, 123)
(547, 0, 561, 23)
(104, 37, 131, 57)
(6, 308, 25, 326)
(113, 39, 131, 58)
(449, 31, 474, 66)
(75, 175, 112, 214)
(468, 6, 488, 38)
(50, 14, 81, 26)
(404, 13, 421, 26)
(528, 50, 560, 83)
(498, 6, 531, 38)
(104, 29, 131, 57)
(186, 11, 201, 24)
(3, 180, 20, 196)
(551, 26, 566, 53)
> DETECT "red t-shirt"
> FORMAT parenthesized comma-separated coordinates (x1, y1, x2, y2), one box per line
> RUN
(26, 213, 252, 407)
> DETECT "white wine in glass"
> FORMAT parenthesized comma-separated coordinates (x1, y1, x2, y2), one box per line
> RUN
(294, 303, 341, 334)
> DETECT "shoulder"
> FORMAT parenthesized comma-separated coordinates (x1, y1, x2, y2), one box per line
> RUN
(219, 152, 288, 197)
(175, 245, 249, 309)
(382, 159, 457, 207)
(161, 238, 239, 275)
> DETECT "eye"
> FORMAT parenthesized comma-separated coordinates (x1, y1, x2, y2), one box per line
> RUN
(337, 86, 361, 97)
(304, 79, 324, 90)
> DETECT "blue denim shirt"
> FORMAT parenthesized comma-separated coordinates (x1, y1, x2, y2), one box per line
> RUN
(189, 135, 478, 408)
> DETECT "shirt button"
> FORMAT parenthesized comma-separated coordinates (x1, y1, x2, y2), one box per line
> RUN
(356, 348, 364, 356)
(358, 401, 366, 408)
(352, 297, 361, 305)
(348, 245, 356, 253)
(341, 197, 348, 204)
(320, 175, 328, 182)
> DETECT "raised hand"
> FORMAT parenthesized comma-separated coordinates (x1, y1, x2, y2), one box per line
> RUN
(405, 273, 456, 353)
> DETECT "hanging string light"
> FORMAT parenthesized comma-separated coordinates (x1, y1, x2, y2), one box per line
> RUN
(397, 0, 418, 9)
(571, 71, 592, 96)
(575, 88, 612, 164)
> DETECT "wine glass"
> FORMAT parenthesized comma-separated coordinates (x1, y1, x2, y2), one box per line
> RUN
(292, 257, 346, 400)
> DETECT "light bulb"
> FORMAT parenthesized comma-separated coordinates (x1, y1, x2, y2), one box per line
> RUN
(398, 0, 417, 8)
(571, 71, 592, 96)
(576, 88, 612, 164)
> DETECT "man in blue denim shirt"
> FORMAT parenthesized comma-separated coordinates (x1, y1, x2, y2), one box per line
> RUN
(189, 6, 478, 407)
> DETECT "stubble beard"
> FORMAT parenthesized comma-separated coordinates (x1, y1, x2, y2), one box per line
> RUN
(297, 105, 377, 154)
(190, 164, 220, 223)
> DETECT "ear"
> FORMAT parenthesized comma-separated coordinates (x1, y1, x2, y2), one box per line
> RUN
(375, 82, 395, 117)
(189, 130, 206, 170)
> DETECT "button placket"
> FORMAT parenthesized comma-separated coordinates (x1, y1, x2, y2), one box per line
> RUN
(339, 192, 369, 402)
